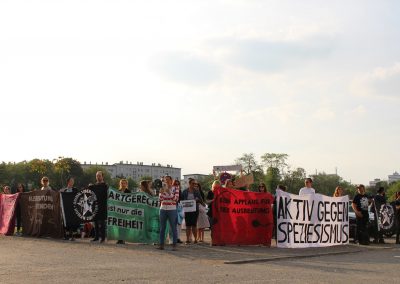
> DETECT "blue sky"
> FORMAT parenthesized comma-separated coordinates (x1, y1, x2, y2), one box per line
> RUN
(1, 0, 399, 184)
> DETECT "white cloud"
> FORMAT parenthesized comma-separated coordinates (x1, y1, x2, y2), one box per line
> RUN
(351, 62, 400, 100)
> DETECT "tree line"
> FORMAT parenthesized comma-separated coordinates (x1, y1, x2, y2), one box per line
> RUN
(0, 157, 138, 192)
(197, 153, 399, 201)
(1, 155, 399, 201)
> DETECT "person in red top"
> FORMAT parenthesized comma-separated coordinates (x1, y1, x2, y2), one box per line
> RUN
(158, 175, 179, 251)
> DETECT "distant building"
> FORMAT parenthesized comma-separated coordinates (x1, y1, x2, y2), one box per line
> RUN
(388, 171, 400, 184)
(369, 178, 381, 187)
(81, 161, 181, 181)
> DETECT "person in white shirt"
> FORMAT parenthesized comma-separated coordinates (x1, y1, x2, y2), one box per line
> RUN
(299, 178, 315, 195)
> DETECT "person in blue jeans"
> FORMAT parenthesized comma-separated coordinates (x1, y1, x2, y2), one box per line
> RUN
(158, 175, 179, 251)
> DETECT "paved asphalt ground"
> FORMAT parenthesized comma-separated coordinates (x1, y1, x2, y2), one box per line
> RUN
(1, 232, 399, 283)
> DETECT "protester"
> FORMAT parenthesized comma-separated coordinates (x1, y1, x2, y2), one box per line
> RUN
(115, 179, 131, 244)
(206, 180, 220, 232)
(15, 183, 25, 236)
(258, 183, 268, 193)
(181, 178, 203, 244)
(158, 175, 179, 250)
(352, 184, 370, 245)
(394, 191, 400, 244)
(273, 184, 287, 239)
(90, 171, 109, 243)
(60, 177, 79, 241)
(139, 180, 154, 196)
(40, 177, 52, 190)
(2, 185, 11, 194)
(224, 179, 234, 189)
(333, 186, 344, 197)
(299, 178, 315, 195)
(172, 179, 183, 244)
(196, 183, 208, 242)
(370, 187, 386, 244)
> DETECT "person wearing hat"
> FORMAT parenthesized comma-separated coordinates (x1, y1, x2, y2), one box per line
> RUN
(370, 186, 386, 244)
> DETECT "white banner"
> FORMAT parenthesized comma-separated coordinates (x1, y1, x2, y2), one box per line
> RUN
(276, 190, 349, 248)
(180, 200, 196, 213)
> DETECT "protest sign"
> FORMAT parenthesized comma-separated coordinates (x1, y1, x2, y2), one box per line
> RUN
(20, 190, 63, 238)
(276, 190, 349, 248)
(180, 200, 196, 213)
(213, 165, 242, 172)
(212, 187, 274, 246)
(107, 188, 161, 243)
(234, 173, 254, 188)
(0, 193, 19, 235)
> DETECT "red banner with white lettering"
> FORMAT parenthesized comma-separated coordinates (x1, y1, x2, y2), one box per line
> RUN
(0, 193, 20, 235)
(212, 187, 274, 246)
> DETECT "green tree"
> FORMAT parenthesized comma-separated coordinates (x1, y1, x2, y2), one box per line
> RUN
(27, 159, 55, 189)
(81, 166, 112, 188)
(54, 157, 84, 188)
(311, 172, 354, 197)
(281, 167, 307, 194)
(196, 175, 215, 192)
(235, 153, 262, 175)
(261, 153, 289, 173)
(386, 181, 400, 202)
(264, 167, 280, 193)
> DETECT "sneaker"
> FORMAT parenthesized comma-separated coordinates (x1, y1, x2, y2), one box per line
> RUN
(157, 245, 164, 250)
(69, 237, 75, 241)
(116, 240, 124, 244)
(177, 239, 183, 244)
(91, 238, 99, 242)
(99, 239, 105, 243)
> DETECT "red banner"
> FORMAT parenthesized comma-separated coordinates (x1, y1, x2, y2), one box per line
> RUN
(0, 193, 20, 235)
(212, 187, 274, 246)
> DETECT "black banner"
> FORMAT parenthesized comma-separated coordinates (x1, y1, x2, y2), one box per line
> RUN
(20, 190, 63, 238)
(61, 186, 108, 227)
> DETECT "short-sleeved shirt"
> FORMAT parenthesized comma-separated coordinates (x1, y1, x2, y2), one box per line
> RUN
(352, 194, 369, 218)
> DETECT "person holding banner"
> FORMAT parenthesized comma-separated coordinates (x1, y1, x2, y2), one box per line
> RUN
(40, 177, 52, 191)
(206, 180, 220, 233)
(172, 179, 183, 244)
(2, 186, 11, 194)
(370, 187, 386, 244)
(394, 192, 400, 244)
(158, 175, 179, 250)
(258, 183, 268, 193)
(116, 179, 131, 244)
(139, 180, 154, 197)
(299, 178, 315, 195)
(181, 178, 203, 244)
(60, 177, 79, 241)
(352, 184, 370, 245)
(333, 186, 344, 197)
(15, 183, 25, 236)
(90, 171, 109, 243)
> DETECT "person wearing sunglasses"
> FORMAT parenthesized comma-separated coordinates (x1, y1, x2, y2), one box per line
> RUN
(258, 183, 268, 193)
(40, 177, 52, 191)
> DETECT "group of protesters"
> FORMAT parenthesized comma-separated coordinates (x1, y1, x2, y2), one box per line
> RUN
(1, 173, 400, 249)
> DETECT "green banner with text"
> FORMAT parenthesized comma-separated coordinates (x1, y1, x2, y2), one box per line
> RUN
(107, 188, 161, 243)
